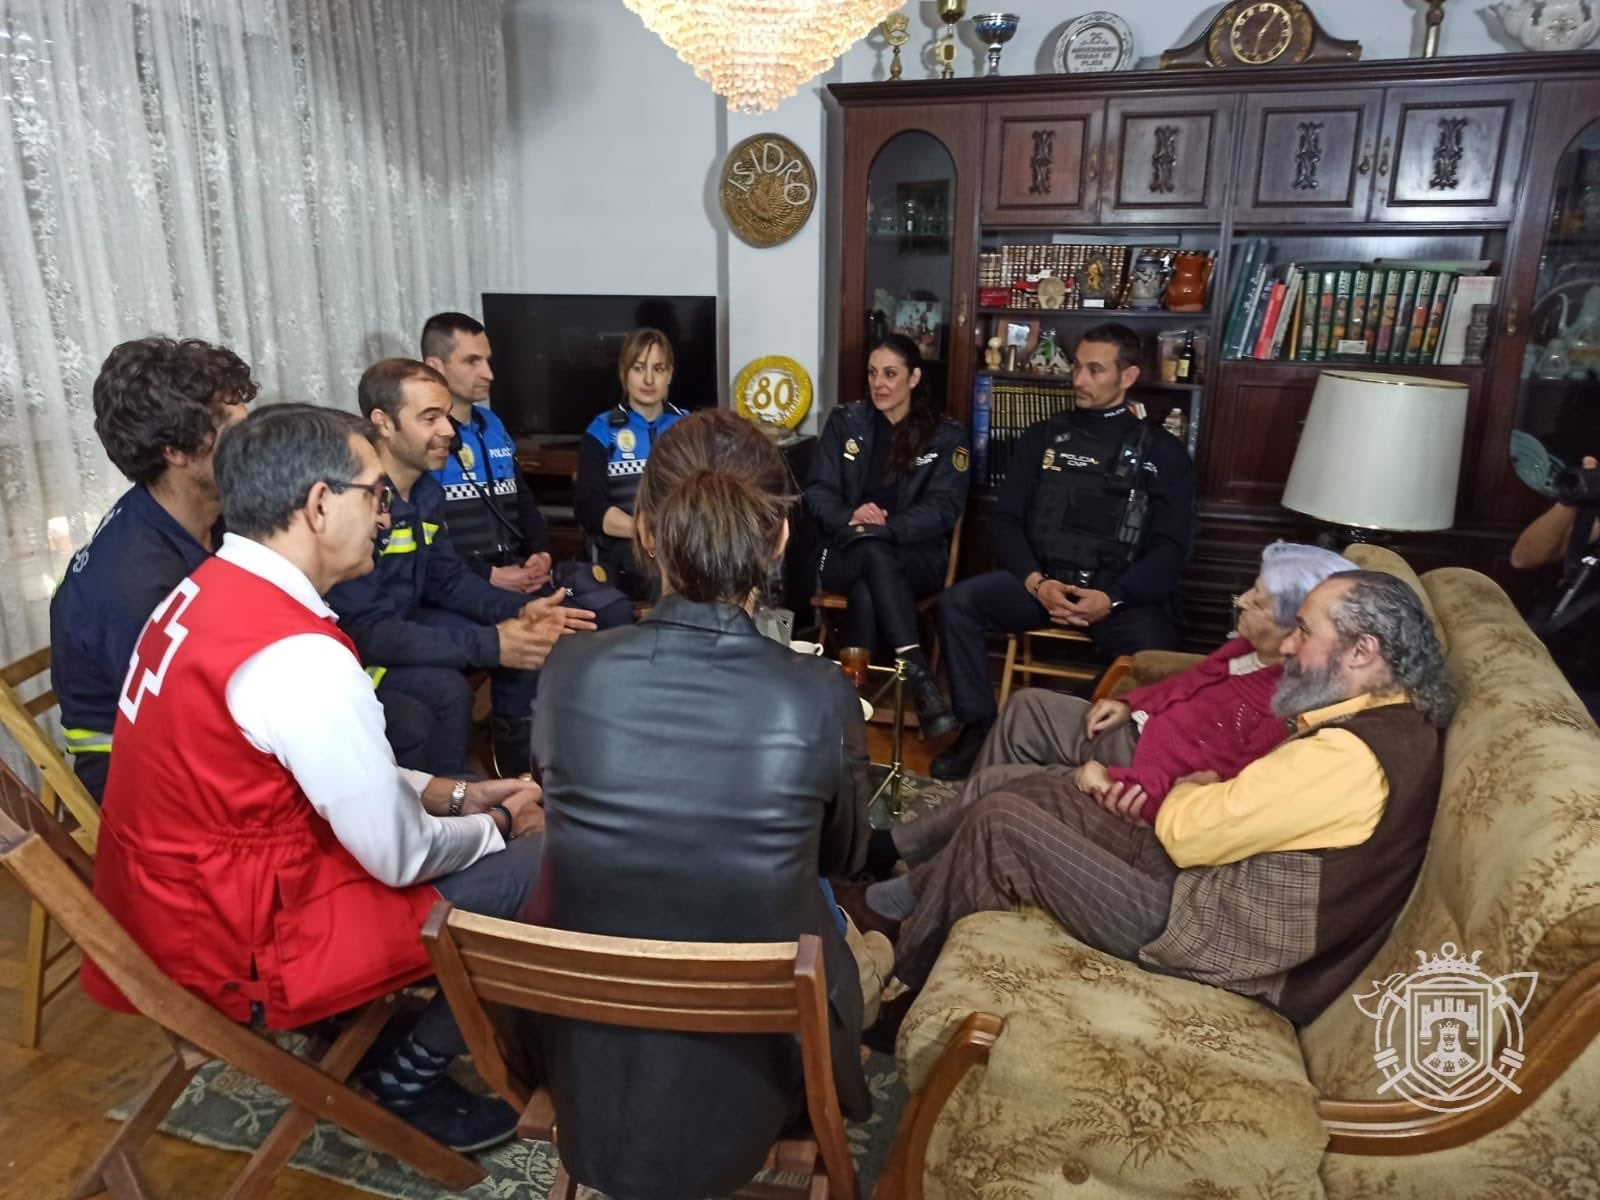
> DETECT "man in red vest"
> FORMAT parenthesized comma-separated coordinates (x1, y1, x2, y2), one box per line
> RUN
(83, 403, 591, 1152)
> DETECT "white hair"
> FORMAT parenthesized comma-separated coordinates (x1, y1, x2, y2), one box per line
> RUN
(1259, 542, 1358, 629)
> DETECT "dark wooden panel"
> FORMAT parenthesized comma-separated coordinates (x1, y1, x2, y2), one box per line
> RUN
(1200, 365, 1319, 508)
(981, 100, 1103, 226)
(1236, 89, 1383, 223)
(1370, 83, 1532, 223)
(1103, 95, 1235, 223)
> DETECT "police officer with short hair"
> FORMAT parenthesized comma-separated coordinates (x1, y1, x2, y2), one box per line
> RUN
(931, 323, 1195, 780)
(421, 311, 632, 628)
(575, 327, 686, 601)
(49, 337, 254, 801)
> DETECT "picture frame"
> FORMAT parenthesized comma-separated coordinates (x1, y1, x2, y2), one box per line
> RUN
(895, 299, 945, 358)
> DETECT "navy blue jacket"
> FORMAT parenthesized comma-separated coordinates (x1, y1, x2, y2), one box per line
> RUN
(325, 473, 527, 671)
(49, 485, 215, 750)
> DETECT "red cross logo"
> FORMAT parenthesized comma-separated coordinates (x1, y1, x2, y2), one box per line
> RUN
(118, 578, 200, 723)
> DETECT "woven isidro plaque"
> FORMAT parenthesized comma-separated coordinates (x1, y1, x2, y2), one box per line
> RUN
(720, 133, 817, 248)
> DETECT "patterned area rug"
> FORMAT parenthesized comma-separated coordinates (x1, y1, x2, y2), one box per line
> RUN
(108, 768, 963, 1199)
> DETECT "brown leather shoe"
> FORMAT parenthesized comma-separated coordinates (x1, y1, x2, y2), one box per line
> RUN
(832, 878, 903, 943)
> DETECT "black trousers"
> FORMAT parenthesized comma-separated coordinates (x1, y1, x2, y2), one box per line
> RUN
(937, 569, 1180, 724)
(818, 537, 946, 654)
(376, 666, 475, 777)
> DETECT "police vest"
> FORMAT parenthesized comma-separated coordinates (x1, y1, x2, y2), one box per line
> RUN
(434, 406, 522, 561)
(1027, 412, 1151, 583)
(585, 403, 685, 516)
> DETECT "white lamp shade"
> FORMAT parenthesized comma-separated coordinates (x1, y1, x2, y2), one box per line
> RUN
(1282, 370, 1469, 532)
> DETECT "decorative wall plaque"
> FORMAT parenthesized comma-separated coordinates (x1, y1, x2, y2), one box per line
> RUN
(719, 134, 817, 248)
(734, 355, 813, 429)
(1160, 0, 1360, 68)
(1052, 12, 1134, 73)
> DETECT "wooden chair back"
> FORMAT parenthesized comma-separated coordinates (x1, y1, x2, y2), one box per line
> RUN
(422, 903, 859, 1200)
(0, 760, 482, 1198)
(0, 647, 100, 846)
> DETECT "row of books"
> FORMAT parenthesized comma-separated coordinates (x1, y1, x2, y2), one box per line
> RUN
(971, 374, 1074, 486)
(1222, 239, 1500, 366)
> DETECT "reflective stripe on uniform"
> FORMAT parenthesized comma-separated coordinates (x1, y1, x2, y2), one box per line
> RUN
(366, 666, 387, 689)
(380, 523, 438, 556)
(64, 727, 113, 754)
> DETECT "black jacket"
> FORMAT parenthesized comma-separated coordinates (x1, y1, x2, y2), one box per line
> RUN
(993, 405, 1195, 607)
(803, 401, 971, 551)
(522, 596, 872, 1200)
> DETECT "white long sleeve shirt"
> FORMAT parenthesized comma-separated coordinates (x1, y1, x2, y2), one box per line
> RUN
(216, 534, 502, 887)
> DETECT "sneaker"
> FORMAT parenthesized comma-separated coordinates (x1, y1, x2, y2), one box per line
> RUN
(929, 720, 993, 781)
(380, 1075, 520, 1153)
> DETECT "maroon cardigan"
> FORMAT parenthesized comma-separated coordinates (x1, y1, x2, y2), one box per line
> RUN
(1105, 638, 1287, 822)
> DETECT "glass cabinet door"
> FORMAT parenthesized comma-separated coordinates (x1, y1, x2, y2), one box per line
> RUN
(862, 131, 959, 411)
(1512, 119, 1600, 496)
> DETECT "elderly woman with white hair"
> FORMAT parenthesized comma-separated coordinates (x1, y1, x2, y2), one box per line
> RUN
(854, 542, 1356, 883)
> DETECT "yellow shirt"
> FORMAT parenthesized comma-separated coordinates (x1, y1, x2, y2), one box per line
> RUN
(1154, 692, 1411, 869)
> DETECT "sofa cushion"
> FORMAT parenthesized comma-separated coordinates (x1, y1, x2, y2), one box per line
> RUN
(1340, 542, 1448, 653)
(901, 909, 1327, 1199)
(1300, 567, 1600, 1098)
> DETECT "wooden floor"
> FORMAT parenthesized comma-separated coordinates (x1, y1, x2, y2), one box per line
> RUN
(0, 724, 941, 1200)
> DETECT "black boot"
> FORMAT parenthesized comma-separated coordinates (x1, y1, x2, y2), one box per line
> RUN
(929, 718, 994, 781)
(899, 648, 958, 740)
(491, 716, 535, 780)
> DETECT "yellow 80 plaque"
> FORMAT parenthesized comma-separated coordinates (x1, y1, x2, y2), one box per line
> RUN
(734, 356, 812, 430)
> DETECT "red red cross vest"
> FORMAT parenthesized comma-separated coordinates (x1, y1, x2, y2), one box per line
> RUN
(81, 554, 438, 1029)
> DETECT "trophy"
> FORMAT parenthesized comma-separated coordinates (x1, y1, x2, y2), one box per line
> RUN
(936, 0, 966, 79)
(972, 13, 1020, 75)
(882, 13, 910, 79)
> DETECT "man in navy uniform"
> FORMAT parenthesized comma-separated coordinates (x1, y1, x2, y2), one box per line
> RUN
(326, 359, 595, 779)
(932, 324, 1196, 780)
(420, 311, 630, 629)
(48, 337, 254, 800)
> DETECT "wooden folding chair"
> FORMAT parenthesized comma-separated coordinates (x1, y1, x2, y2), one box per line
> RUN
(0, 760, 483, 1200)
(422, 903, 860, 1200)
(812, 514, 963, 673)
(0, 646, 103, 1048)
(995, 627, 1102, 708)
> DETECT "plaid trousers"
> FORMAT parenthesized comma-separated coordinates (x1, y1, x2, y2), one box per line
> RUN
(895, 771, 1179, 991)
(895, 689, 1140, 865)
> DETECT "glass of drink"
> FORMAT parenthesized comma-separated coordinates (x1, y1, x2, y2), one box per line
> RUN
(838, 646, 871, 689)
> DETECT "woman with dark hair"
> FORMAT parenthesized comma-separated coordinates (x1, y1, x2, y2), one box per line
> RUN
(805, 333, 970, 737)
(574, 326, 686, 600)
(527, 410, 873, 1200)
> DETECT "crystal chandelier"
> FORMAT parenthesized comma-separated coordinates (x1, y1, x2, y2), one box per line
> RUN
(621, 0, 904, 113)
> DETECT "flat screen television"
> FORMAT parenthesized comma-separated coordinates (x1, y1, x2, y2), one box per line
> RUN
(482, 293, 718, 439)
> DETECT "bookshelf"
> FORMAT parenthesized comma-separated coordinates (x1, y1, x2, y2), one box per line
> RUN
(827, 53, 1600, 645)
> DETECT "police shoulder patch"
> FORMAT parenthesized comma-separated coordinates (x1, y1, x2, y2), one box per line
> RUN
(952, 447, 970, 473)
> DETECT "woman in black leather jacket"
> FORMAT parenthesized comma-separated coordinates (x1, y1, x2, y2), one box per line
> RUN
(805, 333, 969, 739)
(526, 410, 873, 1200)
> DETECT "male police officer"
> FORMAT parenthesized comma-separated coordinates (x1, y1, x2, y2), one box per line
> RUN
(420, 312, 630, 630)
(49, 337, 254, 800)
(326, 360, 595, 779)
(931, 324, 1196, 780)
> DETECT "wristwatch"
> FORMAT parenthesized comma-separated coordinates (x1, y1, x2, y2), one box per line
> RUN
(448, 779, 468, 817)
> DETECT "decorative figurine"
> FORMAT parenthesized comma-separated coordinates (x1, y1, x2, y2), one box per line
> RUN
(936, 0, 967, 78)
(971, 12, 1021, 74)
(1166, 251, 1211, 312)
(1488, 0, 1600, 51)
(882, 13, 911, 79)
(1128, 250, 1169, 310)
(985, 336, 1003, 370)
(1078, 253, 1113, 308)
(1037, 274, 1068, 310)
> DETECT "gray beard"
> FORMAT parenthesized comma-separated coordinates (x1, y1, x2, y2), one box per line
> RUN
(1272, 658, 1352, 720)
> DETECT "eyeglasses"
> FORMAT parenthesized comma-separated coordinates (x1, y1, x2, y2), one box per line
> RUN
(323, 479, 394, 514)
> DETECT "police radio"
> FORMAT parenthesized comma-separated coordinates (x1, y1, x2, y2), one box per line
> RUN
(1110, 425, 1152, 551)
(450, 414, 531, 566)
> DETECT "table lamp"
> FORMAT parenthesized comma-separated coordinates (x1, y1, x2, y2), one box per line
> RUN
(1282, 369, 1469, 544)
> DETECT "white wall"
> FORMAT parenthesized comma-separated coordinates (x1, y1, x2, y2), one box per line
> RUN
(504, 0, 1517, 431)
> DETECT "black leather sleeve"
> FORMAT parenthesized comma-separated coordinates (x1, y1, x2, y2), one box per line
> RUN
(818, 668, 870, 880)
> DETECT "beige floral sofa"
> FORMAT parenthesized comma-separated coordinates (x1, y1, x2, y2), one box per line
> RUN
(879, 552, 1600, 1199)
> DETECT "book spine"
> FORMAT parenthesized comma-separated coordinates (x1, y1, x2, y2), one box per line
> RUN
(1362, 268, 1385, 354)
(1347, 268, 1371, 347)
(1387, 269, 1419, 364)
(1220, 237, 1262, 360)
(1268, 267, 1301, 361)
(1374, 269, 1402, 362)
(972, 373, 992, 485)
(1330, 268, 1353, 346)
(1421, 273, 1455, 362)
(1232, 263, 1271, 358)
(1403, 271, 1437, 364)
(1252, 283, 1287, 359)
(1296, 271, 1320, 362)
(1313, 268, 1337, 361)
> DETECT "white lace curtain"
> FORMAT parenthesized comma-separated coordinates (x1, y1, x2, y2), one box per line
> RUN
(0, 0, 511, 662)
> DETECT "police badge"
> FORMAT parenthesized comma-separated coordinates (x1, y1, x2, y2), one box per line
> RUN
(617, 429, 638, 455)
(1353, 941, 1536, 1114)
(457, 443, 476, 472)
(844, 437, 860, 461)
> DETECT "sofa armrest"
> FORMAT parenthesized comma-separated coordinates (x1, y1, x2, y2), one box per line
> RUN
(1103, 649, 1206, 699)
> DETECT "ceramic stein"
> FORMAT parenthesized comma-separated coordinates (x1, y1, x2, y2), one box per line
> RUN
(1167, 252, 1209, 312)
(1128, 250, 1168, 310)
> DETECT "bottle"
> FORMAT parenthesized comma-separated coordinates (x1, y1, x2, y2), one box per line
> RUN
(1175, 330, 1195, 381)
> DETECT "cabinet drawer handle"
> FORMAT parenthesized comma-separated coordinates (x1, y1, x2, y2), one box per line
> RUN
(1357, 142, 1372, 175)
(1504, 302, 1517, 337)
(1086, 149, 1098, 182)
(1377, 138, 1391, 177)
(1104, 143, 1118, 182)
(957, 296, 969, 330)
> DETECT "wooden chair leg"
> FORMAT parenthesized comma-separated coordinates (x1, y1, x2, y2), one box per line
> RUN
(18, 898, 50, 1048)
(551, 1160, 579, 1200)
(809, 1171, 831, 1199)
(71, 1037, 207, 1200)
(221, 1001, 392, 1200)
(997, 635, 1019, 710)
